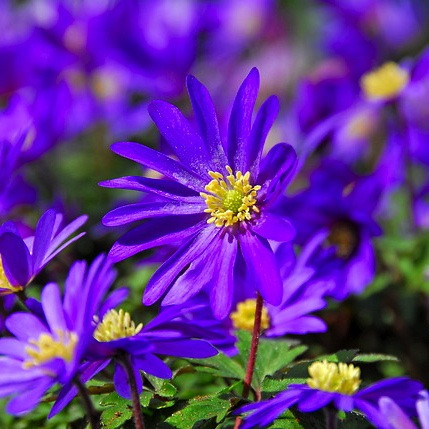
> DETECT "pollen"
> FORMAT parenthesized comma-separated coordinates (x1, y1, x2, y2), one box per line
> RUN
(23, 330, 78, 369)
(361, 62, 409, 101)
(230, 299, 270, 332)
(200, 166, 261, 228)
(93, 309, 143, 342)
(306, 360, 361, 395)
(0, 257, 23, 295)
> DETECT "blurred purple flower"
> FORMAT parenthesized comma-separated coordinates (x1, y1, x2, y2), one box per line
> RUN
(101, 68, 297, 319)
(0, 209, 87, 294)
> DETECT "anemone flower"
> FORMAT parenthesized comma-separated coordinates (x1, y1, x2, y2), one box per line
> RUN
(237, 360, 422, 429)
(0, 209, 87, 295)
(101, 67, 297, 318)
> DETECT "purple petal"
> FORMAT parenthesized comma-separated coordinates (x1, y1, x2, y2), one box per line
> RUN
(258, 143, 297, 204)
(99, 287, 129, 318)
(109, 215, 204, 262)
(186, 75, 228, 170)
(6, 377, 52, 416)
(41, 283, 67, 332)
(0, 232, 32, 286)
(227, 68, 260, 172)
(240, 232, 283, 305)
(32, 209, 57, 271)
(99, 176, 201, 202)
(114, 360, 142, 400)
(248, 95, 280, 176)
(5, 313, 48, 341)
(153, 339, 217, 358)
(133, 353, 172, 379)
(111, 142, 206, 192)
(297, 390, 334, 411)
(378, 397, 417, 429)
(251, 212, 295, 242)
(148, 100, 211, 177)
(103, 201, 205, 226)
(417, 391, 429, 429)
(0, 338, 27, 359)
(210, 235, 238, 319)
(143, 225, 217, 305)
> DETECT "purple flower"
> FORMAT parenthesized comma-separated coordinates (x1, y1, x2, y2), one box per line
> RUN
(49, 254, 218, 416)
(237, 360, 423, 429)
(101, 68, 297, 318)
(276, 160, 382, 299)
(0, 209, 87, 294)
(378, 390, 429, 429)
(0, 275, 97, 415)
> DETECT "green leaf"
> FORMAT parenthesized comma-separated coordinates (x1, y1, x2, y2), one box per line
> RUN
(262, 377, 306, 394)
(145, 374, 177, 397)
(352, 353, 398, 363)
(189, 353, 246, 380)
(165, 396, 231, 429)
(99, 392, 133, 429)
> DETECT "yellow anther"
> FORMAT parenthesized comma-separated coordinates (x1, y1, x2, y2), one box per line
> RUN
(230, 299, 270, 332)
(23, 330, 78, 369)
(306, 360, 361, 395)
(0, 257, 23, 295)
(93, 309, 143, 342)
(200, 166, 260, 228)
(361, 62, 409, 101)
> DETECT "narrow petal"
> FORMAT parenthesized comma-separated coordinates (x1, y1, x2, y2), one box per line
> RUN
(133, 353, 172, 379)
(143, 225, 217, 305)
(0, 338, 27, 359)
(99, 176, 201, 202)
(111, 142, 206, 191)
(240, 232, 283, 305)
(109, 215, 204, 262)
(417, 391, 429, 429)
(41, 283, 67, 332)
(0, 232, 32, 286)
(297, 390, 334, 412)
(378, 397, 417, 429)
(153, 339, 217, 358)
(103, 201, 205, 226)
(186, 75, 228, 170)
(210, 235, 238, 319)
(251, 212, 295, 242)
(5, 313, 48, 341)
(148, 100, 211, 177)
(248, 95, 280, 176)
(32, 209, 57, 271)
(114, 360, 142, 400)
(227, 68, 260, 172)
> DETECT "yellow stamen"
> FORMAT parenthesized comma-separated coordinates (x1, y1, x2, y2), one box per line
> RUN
(230, 299, 270, 332)
(91, 69, 120, 100)
(23, 330, 78, 369)
(361, 62, 409, 101)
(200, 166, 261, 228)
(93, 309, 143, 342)
(306, 360, 361, 395)
(0, 257, 23, 295)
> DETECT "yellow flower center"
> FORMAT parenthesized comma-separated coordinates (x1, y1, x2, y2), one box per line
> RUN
(306, 360, 361, 395)
(0, 257, 23, 295)
(230, 299, 270, 331)
(345, 111, 376, 140)
(23, 330, 78, 369)
(327, 221, 359, 259)
(200, 166, 261, 228)
(93, 309, 143, 342)
(361, 62, 409, 101)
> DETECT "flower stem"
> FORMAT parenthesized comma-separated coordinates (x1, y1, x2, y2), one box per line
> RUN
(73, 376, 100, 429)
(120, 355, 145, 429)
(234, 292, 264, 429)
(324, 406, 338, 429)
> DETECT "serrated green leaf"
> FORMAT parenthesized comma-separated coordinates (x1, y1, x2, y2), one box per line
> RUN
(190, 353, 246, 380)
(165, 396, 231, 429)
(352, 353, 398, 363)
(262, 377, 306, 394)
(100, 392, 133, 429)
(145, 374, 177, 397)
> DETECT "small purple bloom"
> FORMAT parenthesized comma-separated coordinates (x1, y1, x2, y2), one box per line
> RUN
(237, 360, 422, 429)
(0, 209, 87, 294)
(102, 68, 297, 318)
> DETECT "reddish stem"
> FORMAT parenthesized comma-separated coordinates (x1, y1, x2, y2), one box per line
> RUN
(234, 293, 264, 428)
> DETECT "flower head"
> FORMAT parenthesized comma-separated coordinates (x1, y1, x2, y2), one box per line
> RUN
(101, 68, 297, 318)
(0, 209, 87, 294)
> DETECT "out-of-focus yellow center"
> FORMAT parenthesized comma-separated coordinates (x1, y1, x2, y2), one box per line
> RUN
(345, 111, 376, 140)
(23, 330, 78, 369)
(327, 221, 359, 259)
(93, 309, 143, 342)
(361, 62, 409, 101)
(0, 257, 23, 294)
(200, 166, 260, 228)
(230, 299, 270, 331)
(306, 360, 361, 395)
(91, 69, 120, 100)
